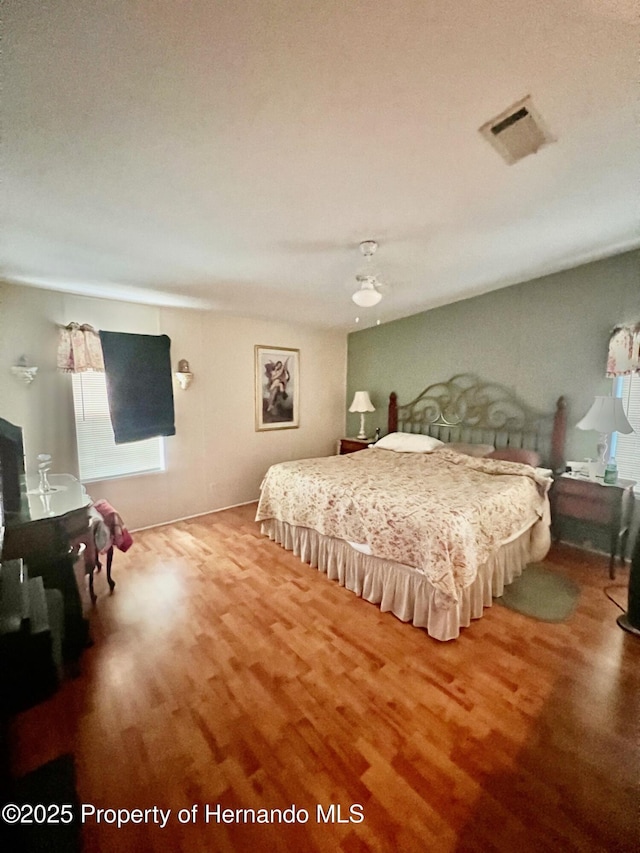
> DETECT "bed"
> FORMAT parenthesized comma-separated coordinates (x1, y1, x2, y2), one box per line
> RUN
(256, 374, 567, 640)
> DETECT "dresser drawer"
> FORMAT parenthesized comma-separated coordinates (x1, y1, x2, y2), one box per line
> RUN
(339, 438, 370, 455)
(554, 493, 617, 525)
(555, 478, 620, 503)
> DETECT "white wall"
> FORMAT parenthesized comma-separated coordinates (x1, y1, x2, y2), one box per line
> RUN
(0, 283, 347, 529)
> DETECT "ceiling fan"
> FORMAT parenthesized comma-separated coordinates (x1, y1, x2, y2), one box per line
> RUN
(352, 240, 385, 307)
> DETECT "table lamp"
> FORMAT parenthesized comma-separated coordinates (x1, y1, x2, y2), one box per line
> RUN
(576, 395, 633, 474)
(349, 391, 375, 440)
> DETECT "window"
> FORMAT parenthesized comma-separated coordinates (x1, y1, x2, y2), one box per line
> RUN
(72, 372, 165, 482)
(612, 373, 640, 486)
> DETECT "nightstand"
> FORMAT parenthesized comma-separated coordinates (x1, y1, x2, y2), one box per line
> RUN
(338, 437, 372, 455)
(551, 473, 636, 578)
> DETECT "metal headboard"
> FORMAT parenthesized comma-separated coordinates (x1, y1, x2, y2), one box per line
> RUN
(388, 374, 566, 471)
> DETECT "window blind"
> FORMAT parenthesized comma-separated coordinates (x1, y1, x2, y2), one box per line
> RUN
(72, 372, 164, 482)
(615, 373, 640, 486)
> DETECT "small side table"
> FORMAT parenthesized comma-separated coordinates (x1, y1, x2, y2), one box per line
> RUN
(338, 437, 372, 455)
(551, 473, 636, 578)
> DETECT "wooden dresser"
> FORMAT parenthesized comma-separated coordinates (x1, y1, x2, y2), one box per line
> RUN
(551, 474, 635, 578)
(338, 438, 371, 455)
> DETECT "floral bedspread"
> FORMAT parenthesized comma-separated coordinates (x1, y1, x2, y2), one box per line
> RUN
(255, 447, 551, 607)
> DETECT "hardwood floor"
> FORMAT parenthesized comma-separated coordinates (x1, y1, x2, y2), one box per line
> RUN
(7, 504, 640, 852)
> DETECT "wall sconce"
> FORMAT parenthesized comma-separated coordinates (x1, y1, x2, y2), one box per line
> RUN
(175, 359, 194, 390)
(11, 355, 38, 385)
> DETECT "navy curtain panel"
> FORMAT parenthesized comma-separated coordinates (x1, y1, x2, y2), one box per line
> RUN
(99, 331, 176, 444)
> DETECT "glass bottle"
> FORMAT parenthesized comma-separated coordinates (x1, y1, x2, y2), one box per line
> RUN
(37, 453, 53, 493)
(604, 457, 618, 485)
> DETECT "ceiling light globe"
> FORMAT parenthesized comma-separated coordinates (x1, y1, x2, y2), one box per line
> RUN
(352, 288, 382, 307)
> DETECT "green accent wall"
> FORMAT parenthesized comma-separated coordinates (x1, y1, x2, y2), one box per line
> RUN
(347, 248, 640, 466)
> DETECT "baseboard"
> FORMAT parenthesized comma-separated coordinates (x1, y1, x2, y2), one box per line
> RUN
(130, 499, 258, 533)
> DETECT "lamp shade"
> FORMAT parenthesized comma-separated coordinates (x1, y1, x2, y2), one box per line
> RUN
(352, 283, 382, 307)
(576, 396, 633, 434)
(349, 391, 375, 413)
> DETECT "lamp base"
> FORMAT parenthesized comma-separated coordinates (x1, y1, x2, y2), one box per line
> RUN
(617, 613, 640, 636)
(357, 413, 367, 440)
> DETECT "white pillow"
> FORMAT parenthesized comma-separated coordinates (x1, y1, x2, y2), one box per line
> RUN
(374, 432, 444, 453)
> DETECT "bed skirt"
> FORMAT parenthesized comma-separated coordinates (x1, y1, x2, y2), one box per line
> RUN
(260, 518, 550, 641)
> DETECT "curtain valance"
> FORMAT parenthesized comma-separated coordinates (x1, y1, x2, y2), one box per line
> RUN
(606, 323, 640, 377)
(57, 323, 105, 373)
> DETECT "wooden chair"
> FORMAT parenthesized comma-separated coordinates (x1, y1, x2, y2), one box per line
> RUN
(91, 544, 115, 604)
(72, 515, 115, 605)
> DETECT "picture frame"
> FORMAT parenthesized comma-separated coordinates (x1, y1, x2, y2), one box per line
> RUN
(254, 346, 300, 430)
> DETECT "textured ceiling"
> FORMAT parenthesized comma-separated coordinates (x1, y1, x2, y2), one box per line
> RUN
(3, 0, 639, 329)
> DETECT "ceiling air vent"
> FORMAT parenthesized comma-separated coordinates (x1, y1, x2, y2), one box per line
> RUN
(479, 96, 555, 165)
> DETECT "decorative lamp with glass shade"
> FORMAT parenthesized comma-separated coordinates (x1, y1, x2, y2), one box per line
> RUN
(349, 391, 375, 439)
(175, 359, 194, 390)
(11, 355, 38, 385)
(352, 240, 383, 308)
(575, 395, 633, 474)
